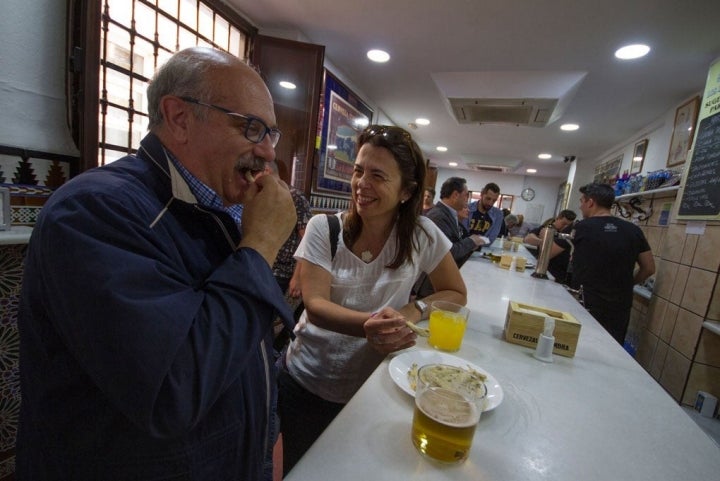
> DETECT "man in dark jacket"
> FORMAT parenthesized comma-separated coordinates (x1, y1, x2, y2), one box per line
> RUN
(17, 47, 296, 480)
(415, 177, 485, 297)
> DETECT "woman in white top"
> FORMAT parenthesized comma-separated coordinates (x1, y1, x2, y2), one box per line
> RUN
(278, 125, 467, 475)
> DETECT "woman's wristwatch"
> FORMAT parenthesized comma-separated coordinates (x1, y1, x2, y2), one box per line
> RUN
(414, 299, 429, 320)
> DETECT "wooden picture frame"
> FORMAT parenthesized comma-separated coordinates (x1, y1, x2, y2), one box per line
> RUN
(313, 69, 373, 196)
(630, 139, 648, 174)
(666, 96, 700, 167)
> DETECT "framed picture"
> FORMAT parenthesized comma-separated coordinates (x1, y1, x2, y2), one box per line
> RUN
(630, 139, 648, 174)
(666, 96, 700, 167)
(593, 154, 623, 184)
(554, 181, 571, 215)
(313, 69, 373, 195)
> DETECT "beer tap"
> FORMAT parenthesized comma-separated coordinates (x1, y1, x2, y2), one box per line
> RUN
(531, 224, 556, 279)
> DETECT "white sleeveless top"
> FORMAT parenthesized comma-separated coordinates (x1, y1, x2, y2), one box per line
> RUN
(285, 213, 451, 403)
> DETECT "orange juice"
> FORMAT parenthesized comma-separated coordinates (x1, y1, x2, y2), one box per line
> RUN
(428, 310, 467, 351)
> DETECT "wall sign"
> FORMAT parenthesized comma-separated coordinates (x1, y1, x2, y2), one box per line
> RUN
(678, 57, 720, 220)
(313, 69, 373, 196)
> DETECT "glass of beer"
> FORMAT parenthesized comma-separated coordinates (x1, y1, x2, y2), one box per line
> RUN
(428, 301, 470, 352)
(411, 364, 486, 463)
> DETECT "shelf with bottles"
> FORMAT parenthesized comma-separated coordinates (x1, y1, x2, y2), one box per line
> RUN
(615, 185, 681, 201)
(613, 167, 683, 201)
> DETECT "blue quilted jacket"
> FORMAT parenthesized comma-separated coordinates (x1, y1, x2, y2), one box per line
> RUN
(16, 133, 293, 480)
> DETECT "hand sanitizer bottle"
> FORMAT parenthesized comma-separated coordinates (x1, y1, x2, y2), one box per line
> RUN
(534, 317, 555, 363)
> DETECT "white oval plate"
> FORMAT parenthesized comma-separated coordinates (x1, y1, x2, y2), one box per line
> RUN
(388, 349, 504, 412)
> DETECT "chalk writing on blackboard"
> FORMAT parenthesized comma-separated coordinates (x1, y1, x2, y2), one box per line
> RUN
(679, 112, 720, 217)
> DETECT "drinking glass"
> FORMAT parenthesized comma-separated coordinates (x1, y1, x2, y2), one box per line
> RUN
(428, 301, 470, 352)
(411, 364, 486, 463)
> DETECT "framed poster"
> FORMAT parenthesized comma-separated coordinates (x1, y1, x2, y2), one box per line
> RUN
(666, 96, 700, 167)
(593, 155, 623, 184)
(313, 69, 373, 195)
(630, 139, 648, 174)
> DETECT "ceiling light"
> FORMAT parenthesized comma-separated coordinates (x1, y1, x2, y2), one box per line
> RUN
(633, 156, 643, 161)
(615, 44, 650, 60)
(367, 49, 390, 63)
(538, 153, 552, 159)
(415, 118, 430, 126)
(448, 162, 458, 167)
(279, 81, 296, 89)
(560, 123, 579, 131)
(527, 168, 537, 173)
(436, 146, 448, 152)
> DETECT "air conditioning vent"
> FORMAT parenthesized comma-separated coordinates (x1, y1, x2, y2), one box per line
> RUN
(467, 164, 511, 173)
(449, 98, 558, 127)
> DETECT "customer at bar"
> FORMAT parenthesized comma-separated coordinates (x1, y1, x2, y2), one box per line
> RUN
(523, 209, 577, 284)
(425, 177, 487, 266)
(468, 182, 504, 243)
(278, 125, 466, 475)
(508, 213, 532, 237)
(16, 47, 296, 480)
(569, 183, 655, 345)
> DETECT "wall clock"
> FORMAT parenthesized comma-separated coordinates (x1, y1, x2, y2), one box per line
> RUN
(521, 187, 536, 201)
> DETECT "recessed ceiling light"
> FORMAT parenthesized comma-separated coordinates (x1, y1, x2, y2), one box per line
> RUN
(615, 44, 650, 60)
(436, 146, 448, 152)
(560, 123, 579, 131)
(538, 153, 552, 159)
(279, 81, 296, 89)
(448, 162, 458, 167)
(415, 118, 430, 126)
(367, 49, 390, 63)
(527, 168, 537, 173)
(327, 144, 337, 150)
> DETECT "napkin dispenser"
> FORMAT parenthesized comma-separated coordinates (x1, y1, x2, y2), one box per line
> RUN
(504, 301, 581, 357)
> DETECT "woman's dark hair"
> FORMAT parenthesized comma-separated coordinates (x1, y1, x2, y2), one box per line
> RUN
(344, 125, 427, 269)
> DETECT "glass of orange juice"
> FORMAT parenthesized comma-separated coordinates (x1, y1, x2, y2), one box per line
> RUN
(428, 301, 470, 352)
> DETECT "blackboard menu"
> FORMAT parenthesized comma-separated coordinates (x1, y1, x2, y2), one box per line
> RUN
(678, 112, 720, 217)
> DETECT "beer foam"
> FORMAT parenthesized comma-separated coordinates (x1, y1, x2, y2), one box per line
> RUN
(416, 388, 479, 428)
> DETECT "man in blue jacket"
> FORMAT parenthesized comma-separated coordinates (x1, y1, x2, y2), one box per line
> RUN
(16, 47, 296, 480)
(468, 182, 504, 244)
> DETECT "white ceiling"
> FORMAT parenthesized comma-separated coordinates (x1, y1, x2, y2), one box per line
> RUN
(233, 0, 720, 179)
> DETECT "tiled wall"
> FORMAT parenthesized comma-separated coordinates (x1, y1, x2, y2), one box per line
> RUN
(634, 191, 720, 405)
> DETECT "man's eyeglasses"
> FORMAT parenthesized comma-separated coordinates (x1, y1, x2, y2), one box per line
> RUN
(179, 96, 281, 147)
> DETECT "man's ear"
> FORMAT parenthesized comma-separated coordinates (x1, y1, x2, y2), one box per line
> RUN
(159, 96, 191, 143)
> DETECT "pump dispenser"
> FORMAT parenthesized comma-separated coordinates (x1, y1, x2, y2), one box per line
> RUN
(533, 317, 555, 362)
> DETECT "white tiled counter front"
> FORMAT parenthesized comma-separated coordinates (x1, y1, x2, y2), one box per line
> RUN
(285, 250, 720, 481)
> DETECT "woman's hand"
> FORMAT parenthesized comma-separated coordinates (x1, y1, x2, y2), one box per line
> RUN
(363, 308, 416, 354)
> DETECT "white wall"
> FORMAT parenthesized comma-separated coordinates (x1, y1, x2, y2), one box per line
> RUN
(0, 0, 77, 155)
(567, 93, 701, 210)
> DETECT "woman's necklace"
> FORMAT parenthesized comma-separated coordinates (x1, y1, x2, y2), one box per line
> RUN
(361, 250, 374, 262)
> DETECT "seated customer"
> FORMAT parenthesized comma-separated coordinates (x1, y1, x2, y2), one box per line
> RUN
(508, 213, 531, 238)
(414, 177, 485, 298)
(425, 177, 486, 267)
(524, 209, 577, 283)
(278, 125, 466, 475)
(468, 182, 504, 244)
(503, 214, 519, 238)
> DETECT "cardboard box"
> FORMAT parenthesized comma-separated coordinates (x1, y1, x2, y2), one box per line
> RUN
(504, 301, 581, 357)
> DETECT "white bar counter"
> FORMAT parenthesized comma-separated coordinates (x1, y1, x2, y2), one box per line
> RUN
(285, 248, 720, 481)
